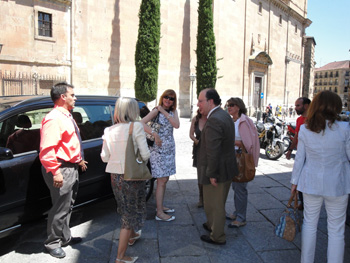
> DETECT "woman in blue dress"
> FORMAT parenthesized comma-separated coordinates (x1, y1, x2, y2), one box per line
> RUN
(141, 89, 180, 222)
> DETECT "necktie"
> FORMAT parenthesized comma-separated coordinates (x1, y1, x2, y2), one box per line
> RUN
(70, 116, 84, 159)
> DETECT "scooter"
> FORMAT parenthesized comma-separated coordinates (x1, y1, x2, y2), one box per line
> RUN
(282, 122, 296, 153)
(256, 117, 285, 160)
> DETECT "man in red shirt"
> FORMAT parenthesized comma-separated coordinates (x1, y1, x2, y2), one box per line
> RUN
(39, 82, 87, 258)
(286, 97, 311, 160)
(286, 97, 311, 210)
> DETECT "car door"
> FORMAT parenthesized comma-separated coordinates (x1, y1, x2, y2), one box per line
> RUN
(0, 108, 51, 235)
(70, 102, 115, 204)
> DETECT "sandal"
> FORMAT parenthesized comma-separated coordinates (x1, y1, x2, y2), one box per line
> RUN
(128, 230, 141, 246)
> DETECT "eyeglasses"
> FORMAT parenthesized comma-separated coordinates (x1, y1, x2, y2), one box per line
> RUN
(164, 96, 175, 101)
(226, 104, 235, 108)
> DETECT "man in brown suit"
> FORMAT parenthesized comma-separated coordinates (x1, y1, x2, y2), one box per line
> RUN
(197, 88, 238, 245)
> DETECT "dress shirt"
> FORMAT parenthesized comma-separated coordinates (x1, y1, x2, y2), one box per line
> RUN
(101, 122, 150, 174)
(39, 106, 83, 175)
(291, 121, 350, 196)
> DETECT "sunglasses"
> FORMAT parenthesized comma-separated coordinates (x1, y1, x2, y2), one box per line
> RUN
(226, 104, 235, 108)
(164, 96, 175, 101)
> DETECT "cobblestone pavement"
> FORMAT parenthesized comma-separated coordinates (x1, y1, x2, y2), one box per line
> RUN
(0, 117, 349, 263)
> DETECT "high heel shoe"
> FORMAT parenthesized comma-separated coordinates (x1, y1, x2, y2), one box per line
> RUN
(115, 256, 138, 263)
(128, 230, 141, 246)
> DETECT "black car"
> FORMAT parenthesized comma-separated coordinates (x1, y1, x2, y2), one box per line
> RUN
(0, 95, 154, 237)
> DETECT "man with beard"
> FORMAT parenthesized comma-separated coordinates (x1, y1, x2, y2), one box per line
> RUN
(286, 97, 311, 160)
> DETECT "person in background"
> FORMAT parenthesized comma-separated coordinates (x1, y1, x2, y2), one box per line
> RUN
(141, 89, 180, 222)
(225, 98, 260, 228)
(189, 109, 207, 208)
(286, 97, 311, 210)
(197, 88, 238, 245)
(101, 97, 150, 263)
(291, 90, 350, 263)
(39, 82, 87, 258)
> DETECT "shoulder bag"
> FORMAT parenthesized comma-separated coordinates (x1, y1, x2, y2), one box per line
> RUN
(275, 192, 302, 242)
(124, 122, 152, 181)
(145, 113, 161, 147)
(233, 143, 256, 182)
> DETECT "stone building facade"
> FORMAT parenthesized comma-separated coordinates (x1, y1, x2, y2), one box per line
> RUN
(302, 36, 316, 98)
(0, 0, 312, 117)
(314, 60, 350, 110)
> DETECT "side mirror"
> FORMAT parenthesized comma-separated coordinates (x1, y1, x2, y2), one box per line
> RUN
(0, 147, 14, 160)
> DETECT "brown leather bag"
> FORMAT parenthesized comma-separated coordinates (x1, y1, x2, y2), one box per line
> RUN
(233, 143, 256, 183)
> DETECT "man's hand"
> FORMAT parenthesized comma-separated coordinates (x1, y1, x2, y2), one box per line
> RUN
(210, 178, 218, 187)
(79, 160, 88, 172)
(53, 173, 63, 188)
(286, 150, 292, 160)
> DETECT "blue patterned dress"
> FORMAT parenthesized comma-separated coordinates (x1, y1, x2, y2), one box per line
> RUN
(150, 111, 176, 178)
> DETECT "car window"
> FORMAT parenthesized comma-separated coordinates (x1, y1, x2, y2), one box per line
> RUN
(72, 105, 113, 140)
(0, 108, 50, 154)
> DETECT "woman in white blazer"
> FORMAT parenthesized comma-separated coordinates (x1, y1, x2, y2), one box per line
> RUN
(291, 90, 350, 263)
(101, 97, 150, 263)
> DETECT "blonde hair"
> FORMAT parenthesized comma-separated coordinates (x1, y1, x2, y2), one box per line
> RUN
(158, 89, 177, 111)
(114, 97, 140, 123)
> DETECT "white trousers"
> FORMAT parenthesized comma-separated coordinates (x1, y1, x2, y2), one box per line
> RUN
(301, 193, 348, 263)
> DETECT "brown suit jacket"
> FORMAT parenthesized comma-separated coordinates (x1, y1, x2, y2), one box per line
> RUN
(198, 107, 238, 185)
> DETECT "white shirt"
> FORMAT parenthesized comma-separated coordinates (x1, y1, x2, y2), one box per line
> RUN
(291, 121, 350, 196)
(101, 122, 150, 174)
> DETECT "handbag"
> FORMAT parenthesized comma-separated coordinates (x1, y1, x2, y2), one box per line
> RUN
(275, 192, 302, 242)
(145, 113, 161, 147)
(124, 122, 152, 181)
(233, 143, 256, 182)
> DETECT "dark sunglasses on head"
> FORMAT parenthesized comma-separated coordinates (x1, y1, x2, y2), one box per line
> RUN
(164, 96, 175, 101)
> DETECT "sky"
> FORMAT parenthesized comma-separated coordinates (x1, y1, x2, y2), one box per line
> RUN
(306, 0, 350, 68)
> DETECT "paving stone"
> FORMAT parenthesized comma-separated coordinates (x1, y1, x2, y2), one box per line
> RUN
(263, 186, 292, 201)
(258, 249, 301, 263)
(158, 225, 205, 257)
(248, 193, 285, 210)
(239, 221, 297, 251)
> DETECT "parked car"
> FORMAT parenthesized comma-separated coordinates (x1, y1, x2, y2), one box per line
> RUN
(0, 95, 154, 238)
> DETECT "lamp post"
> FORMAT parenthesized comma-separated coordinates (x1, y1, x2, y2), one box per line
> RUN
(189, 73, 196, 120)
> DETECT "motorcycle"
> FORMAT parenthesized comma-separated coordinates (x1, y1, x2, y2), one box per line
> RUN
(282, 121, 296, 153)
(256, 117, 285, 160)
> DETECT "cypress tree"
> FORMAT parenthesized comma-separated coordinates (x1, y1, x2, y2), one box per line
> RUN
(196, 0, 217, 96)
(134, 0, 161, 102)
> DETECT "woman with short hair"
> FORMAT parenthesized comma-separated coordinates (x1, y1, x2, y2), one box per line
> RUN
(101, 97, 150, 263)
(225, 97, 260, 228)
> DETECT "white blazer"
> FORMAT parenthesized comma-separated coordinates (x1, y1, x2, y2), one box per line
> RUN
(101, 122, 150, 174)
(291, 121, 350, 197)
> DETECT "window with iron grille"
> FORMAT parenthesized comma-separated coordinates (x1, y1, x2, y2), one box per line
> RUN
(38, 12, 52, 37)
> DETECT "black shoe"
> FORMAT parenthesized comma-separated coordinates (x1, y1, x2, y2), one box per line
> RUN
(48, 247, 66, 258)
(200, 235, 226, 245)
(62, 237, 82, 247)
(202, 223, 212, 232)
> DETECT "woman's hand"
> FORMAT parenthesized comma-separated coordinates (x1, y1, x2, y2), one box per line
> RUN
(154, 132, 162, 147)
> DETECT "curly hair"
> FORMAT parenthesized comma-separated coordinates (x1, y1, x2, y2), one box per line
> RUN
(306, 91, 342, 133)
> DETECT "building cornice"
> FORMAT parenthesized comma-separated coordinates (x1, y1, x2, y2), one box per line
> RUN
(270, 0, 312, 27)
(0, 56, 71, 67)
(36, 0, 72, 7)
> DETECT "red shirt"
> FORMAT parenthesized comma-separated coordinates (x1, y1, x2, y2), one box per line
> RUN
(39, 106, 82, 175)
(295, 116, 306, 134)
